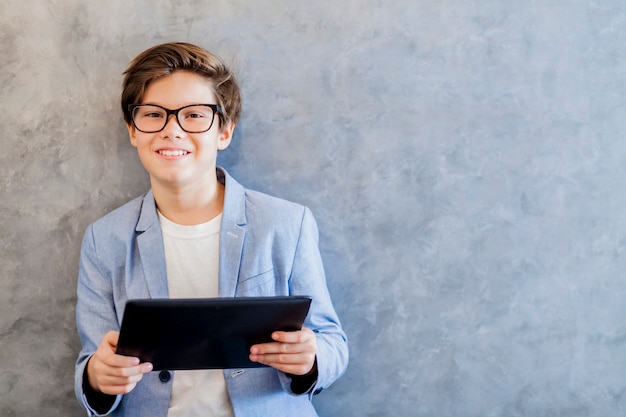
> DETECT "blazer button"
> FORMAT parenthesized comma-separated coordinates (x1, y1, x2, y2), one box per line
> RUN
(159, 371, 171, 383)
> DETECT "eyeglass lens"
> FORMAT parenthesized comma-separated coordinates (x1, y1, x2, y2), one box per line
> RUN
(132, 105, 216, 133)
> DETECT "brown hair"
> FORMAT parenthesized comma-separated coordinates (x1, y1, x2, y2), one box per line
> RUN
(121, 42, 242, 129)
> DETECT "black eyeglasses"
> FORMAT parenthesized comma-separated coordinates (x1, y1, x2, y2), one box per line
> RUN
(128, 104, 223, 133)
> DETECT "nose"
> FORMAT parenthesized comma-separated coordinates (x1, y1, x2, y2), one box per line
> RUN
(161, 114, 184, 138)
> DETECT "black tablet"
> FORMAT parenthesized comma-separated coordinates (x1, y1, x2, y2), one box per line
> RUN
(116, 296, 312, 370)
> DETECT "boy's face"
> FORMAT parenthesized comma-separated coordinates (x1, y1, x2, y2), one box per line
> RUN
(127, 70, 234, 191)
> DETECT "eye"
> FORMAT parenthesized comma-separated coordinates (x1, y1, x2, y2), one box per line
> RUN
(136, 106, 165, 119)
(183, 110, 207, 119)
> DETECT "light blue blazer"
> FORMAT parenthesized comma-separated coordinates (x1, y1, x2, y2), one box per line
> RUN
(75, 168, 348, 417)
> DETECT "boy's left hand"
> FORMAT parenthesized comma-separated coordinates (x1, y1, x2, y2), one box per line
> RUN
(249, 327, 317, 375)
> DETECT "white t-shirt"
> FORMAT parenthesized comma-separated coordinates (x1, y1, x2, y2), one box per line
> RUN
(158, 211, 235, 417)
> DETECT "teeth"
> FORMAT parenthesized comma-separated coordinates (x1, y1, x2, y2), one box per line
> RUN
(159, 150, 188, 157)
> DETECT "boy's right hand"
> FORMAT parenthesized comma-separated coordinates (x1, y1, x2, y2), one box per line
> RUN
(87, 331, 153, 395)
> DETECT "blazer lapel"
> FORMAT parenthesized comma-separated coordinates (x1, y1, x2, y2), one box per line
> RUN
(218, 168, 246, 297)
(135, 190, 169, 299)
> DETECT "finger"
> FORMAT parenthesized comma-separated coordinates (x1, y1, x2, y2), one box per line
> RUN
(94, 359, 153, 378)
(251, 352, 316, 375)
(96, 346, 144, 369)
(107, 354, 147, 369)
(103, 330, 120, 349)
(101, 361, 152, 380)
(250, 330, 313, 353)
(250, 342, 292, 355)
(251, 353, 307, 365)
(100, 383, 139, 396)
(271, 328, 314, 344)
(97, 375, 143, 395)
(251, 342, 316, 358)
(251, 331, 316, 356)
(97, 370, 145, 387)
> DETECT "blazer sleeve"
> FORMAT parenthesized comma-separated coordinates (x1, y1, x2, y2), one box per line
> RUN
(277, 207, 349, 397)
(74, 224, 123, 416)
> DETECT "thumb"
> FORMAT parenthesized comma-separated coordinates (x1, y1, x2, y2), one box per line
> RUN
(104, 330, 120, 349)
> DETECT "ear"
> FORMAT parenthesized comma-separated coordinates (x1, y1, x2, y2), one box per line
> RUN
(217, 121, 235, 151)
(127, 123, 138, 148)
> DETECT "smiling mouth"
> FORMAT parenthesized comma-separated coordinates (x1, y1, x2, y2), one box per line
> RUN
(158, 150, 188, 157)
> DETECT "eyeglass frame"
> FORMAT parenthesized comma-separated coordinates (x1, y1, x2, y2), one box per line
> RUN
(128, 103, 224, 133)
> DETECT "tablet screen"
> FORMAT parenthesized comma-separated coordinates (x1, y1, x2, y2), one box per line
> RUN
(116, 296, 312, 370)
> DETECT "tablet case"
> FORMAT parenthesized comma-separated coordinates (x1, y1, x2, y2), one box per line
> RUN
(116, 296, 312, 370)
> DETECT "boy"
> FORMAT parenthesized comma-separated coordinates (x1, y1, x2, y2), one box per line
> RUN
(75, 42, 348, 417)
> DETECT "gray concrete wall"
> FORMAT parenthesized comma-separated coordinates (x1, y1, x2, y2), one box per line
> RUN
(2, 1, 626, 416)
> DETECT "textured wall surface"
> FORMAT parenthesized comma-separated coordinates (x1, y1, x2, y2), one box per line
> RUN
(2, 1, 626, 416)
